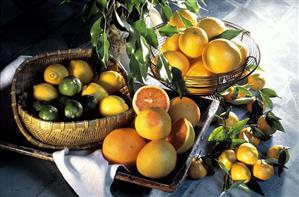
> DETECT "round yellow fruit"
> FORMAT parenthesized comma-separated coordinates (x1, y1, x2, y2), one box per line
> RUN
(178, 27, 208, 58)
(232, 39, 249, 66)
(257, 115, 275, 136)
(135, 108, 171, 140)
(33, 83, 58, 101)
(231, 162, 251, 183)
(248, 73, 265, 90)
(222, 86, 245, 103)
(69, 60, 94, 84)
(136, 140, 177, 179)
(239, 127, 260, 146)
(99, 95, 128, 116)
(246, 99, 266, 113)
(98, 71, 125, 94)
(252, 160, 274, 181)
(218, 149, 237, 171)
(203, 39, 242, 74)
(44, 64, 69, 85)
(267, 145, 290, 163)
(197, 17, 226, 40)
(237, 142, 258, 165)
(168, 9, 197, 29)
(82, 82, 108, 102)
(161, 34, 180, 53)
(185, 59, 214, 77)
(218, 111, 239, 129)
(164, 51, 190, 75)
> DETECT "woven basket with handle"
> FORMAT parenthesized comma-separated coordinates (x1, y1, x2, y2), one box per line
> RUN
(11, 49, 134, 149)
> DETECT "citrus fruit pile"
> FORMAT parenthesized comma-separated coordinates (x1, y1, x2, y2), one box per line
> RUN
(160, 10, 248, 78)
(32, 60, 128, 121)
(102, 85, 202, 179)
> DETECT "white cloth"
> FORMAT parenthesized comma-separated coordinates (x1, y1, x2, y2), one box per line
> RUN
(52, 149, 120, 197)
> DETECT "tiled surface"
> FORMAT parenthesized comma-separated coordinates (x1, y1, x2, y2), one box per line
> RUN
(1, 0, 299, 196)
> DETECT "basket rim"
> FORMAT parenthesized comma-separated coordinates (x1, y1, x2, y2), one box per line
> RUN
(10, 48, 133, 149)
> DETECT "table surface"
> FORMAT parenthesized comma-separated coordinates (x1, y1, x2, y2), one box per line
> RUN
(1, 0, 299, 196)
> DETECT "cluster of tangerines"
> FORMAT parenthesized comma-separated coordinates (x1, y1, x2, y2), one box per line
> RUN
(159, 9, 248, 78)
(102, 85, 201, 179)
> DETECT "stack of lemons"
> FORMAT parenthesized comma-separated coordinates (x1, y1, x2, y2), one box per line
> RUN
(32, 59, 128, 121)
(160, 10, 249, 79)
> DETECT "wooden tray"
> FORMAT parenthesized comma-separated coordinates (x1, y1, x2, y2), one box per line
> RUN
(0, 96, 219, 192)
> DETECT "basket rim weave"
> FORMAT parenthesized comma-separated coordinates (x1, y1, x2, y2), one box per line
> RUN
(11, 48, 133, 150)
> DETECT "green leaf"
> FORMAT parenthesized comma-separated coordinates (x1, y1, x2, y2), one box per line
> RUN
(83, 0, 99, 22)
(262, 93, 273, 109)
(211, 139, 232, 154)
(227, 181, 244, 191)
(156, 54, 172, 82)
(228, 118, 250, 137)
(261, 88, 279, 98)
(98, 31, 110, 67)
(230, 97, 255, 105)
(146, 28, 158, 48)
(171, 67, 186, 98)
(278, 149, 287, 176)
(137, 36, 150, 63)
(159, 24, 180, 37)
(177, 12, 193, 28)
(215, 29, 243, 40)
(266, 111, 285, 132)
(208, 126, 227, 141)
(132, 19, 147, 37)
(127, 74, 135, 97)
(264, 158, 281, 166)
(95, 0, 108, 12)
(247, 64, 264, 72)
(238, 86, 252, 97)
(246, 179, 265, 196)
(184, 0, 200, 13)
(129, 55, 143, 82)
(126, 36, 137, 56)
(251, 127, 269, 141)
(238, 183, 250, 193)
(160, 4, 172, 21)
(231, 139, 246, 148)
(90, 18, 102, 48)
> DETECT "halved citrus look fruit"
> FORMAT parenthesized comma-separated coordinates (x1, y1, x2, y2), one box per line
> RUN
(135, 108, 171, 140)
(132, 85, 170, 114)
(166, 118, 195, 154)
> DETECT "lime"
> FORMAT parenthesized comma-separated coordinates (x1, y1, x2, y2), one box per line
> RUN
(59, 76, 82, 97)
(33, 101, 49, 112)
(81, 95, 98, 111)
(64, 99, 83, 119)
(38, 105, 59, 121)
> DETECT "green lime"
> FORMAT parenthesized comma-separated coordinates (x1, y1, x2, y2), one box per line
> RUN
(33, 101, 49, 111)
(38, 105, 59, 121)
(59, 76, 82, 97)
(81, 95, 98, 111)
(64, 99, 83, 119)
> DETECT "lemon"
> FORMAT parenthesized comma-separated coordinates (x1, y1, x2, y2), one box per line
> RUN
(44, 64, 69, 85)
(33, 83, 58, 101)
(81, 82, 108, 102)
(98, 71, 125, 94)
(99, 95, 129, 116)
(69, 60, 94, 84)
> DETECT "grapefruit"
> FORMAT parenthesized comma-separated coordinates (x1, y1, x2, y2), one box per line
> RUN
(135, 108, 172, 140)
(185, 59, 214, 77)
(161, 34, 180, 53)
(197, 17, 227, 40)
(168, 97, 201, 127)
(102, 128, 147, 167)
(166, 118, 195, 154)
(136, 140, 177, 179)
(168, 9, 197, 29)
(163, 51, 190, 75)
(132, 85, 170, 114)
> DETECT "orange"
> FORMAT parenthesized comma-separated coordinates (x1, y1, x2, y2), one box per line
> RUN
(239, 127, 260, 146)
(267, 145, 290, 163)
(246, 99, 266, 113)
(218, 149, 237, 171)
(168, 97, 201, 127)
(222, 86, 245, 103)
(166, 118, 195, 154)
(237, 142, 258, 165)
(161, 34, 180, 53)
(232, 39, 249, 66)
(102, 128, 147, 167)
(135, 108, 172, 140)
(44, 64, 69, 85)
(168, 9, 197, 29)
(218, 111, 239, 129)
(252, 160, 274, 181)
(202, 39, 242, 74)
(231, 162, 251, 183)
(164, 51, 190, 75)
(197, 17, 226, 40)
(136, 140, 177, 179)
(185, 59, 214, 77)
(248, 73, 266, 90)
(132, 85, 170, 114)
(178, 27, 208, 58)
(257, 115, 275, 136)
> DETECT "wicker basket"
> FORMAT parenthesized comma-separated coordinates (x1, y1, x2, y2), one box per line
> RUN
(11, 49, 134, 149)
(150, 20, 261, 95)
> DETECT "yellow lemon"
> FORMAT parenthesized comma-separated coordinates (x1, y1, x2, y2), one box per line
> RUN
(98, 71, 125, 94)
(168, 9, 197, 30)
(203, 39, 242, 74)
(164, 51, 190, 75)
(69, 60, 94, 84)
(232, 39, 249, 66)
(178, 27, 208, 58)
(44, 64, 69, 85)
(99, 95, 129, 116)
(81, 82, 108, 102)
(198, 17, 227, 40)
(33, 83, 58, 101)
(161, 34, 180, 53)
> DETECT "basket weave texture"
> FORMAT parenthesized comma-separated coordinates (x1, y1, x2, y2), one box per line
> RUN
(11, 49, 134, 149)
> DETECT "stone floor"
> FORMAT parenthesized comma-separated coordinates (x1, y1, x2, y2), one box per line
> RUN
(1, 0, 299, 196)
